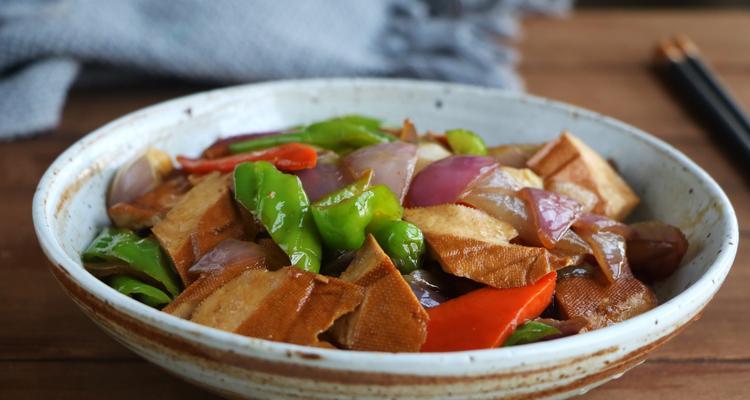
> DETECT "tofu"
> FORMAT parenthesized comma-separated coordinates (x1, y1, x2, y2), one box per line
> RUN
(555, 275, 657, 329)
(191, 267, 364, 347)
(152, 173, 244, 285)
(404, 204, 568, 288)
(163, 240, 282, 319)
(527, 132, 639, 220)
(331, 235, 429, 352)
(499, 166, 543, 189)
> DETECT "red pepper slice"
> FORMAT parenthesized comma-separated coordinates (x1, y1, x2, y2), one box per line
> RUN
(421, 271, 557, 352)
(177, 143, 317, 174)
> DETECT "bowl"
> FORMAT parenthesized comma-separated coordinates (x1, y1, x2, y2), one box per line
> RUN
(33, 78, 738, 399)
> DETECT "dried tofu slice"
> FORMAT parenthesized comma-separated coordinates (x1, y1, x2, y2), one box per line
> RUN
(191, 267, 364, 346)
(499, 167, 543, 189)
(404, 204, 518, 245)
(331, 235, 428, 352)
(152, 173, 244, 286)
(404, 204, 569, 288)
(108, 175, 191, 230)
(163, 240, 281, 319)
(555, 275, 657, 329)
(527, 132, 639, 221)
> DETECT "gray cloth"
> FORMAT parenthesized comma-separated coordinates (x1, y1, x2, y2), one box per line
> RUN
(0, 0, 570, 140)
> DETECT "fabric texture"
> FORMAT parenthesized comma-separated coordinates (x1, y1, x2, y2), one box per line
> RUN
(0, 0, 570, 140)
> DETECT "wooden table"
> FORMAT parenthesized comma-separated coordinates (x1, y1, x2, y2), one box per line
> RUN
(1, 10, 748, 399)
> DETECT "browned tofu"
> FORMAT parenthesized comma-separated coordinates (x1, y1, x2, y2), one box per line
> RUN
(331, 235, 429, 352)
(152, 173, 244, 285)
(163, 240, 284, 319)
(556, 275, 657, 329)
(404, 204, 571, 288)
(191, 267, 364, 347)
(527, 132, 639, 221)
(108, 175, 191, 230)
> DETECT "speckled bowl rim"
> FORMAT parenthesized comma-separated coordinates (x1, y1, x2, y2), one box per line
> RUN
(33, 78, 739, 375)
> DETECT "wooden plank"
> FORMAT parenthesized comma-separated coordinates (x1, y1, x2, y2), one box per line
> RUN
(521, 11, 750, 70)
(0, 360, 219, 400)
(584, 360, 750, 400)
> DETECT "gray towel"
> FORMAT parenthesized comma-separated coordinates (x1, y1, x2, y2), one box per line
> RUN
(0, 0, 570, 140)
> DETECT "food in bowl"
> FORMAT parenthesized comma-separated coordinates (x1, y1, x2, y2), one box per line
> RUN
(82, 114, 689, 353)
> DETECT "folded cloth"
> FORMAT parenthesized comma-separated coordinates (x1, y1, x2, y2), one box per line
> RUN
(0, 0, 570, 140)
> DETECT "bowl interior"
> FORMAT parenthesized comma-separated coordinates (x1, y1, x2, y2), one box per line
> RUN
(44, 79, 733, 306)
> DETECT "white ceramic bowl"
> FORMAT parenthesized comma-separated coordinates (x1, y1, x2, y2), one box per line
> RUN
(33, 78, 738, 399)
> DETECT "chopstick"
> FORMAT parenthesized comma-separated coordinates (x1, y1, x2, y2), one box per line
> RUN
(655, 36, 750, 163)
(674, 34, 750, 136)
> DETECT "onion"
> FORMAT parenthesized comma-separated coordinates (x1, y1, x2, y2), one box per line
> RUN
(344, 142, 417, 203)
(108, 148, 173, 207)
(295, 161, 351, 203)
(407, 156, 496, 207)
(554, 230, 592, 256)
(459, 167, 539, 244)
(487, 143, 543, 168)
(519, 187, 583, 249)
(187, 238, 269, 280)
(573, 213, 631, 238)
(403, 269, 449, 308)
(627, 221, 688, 282)
(580, 231, 629, 284)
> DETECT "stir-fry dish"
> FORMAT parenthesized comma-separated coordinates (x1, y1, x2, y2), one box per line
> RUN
(83, 115, 689, 352)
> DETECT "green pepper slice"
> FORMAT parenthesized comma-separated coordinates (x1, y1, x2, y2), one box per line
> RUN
(82, 228, 181, 296)
(445, 129, 488, 156)
(370, 220, 425, 274)
(228, 116, 393, 154)
(234, 161, 322, 272)
(503, 321, 561, 347)
(107, 275, 172, 308)
(311, 177, 403, 251)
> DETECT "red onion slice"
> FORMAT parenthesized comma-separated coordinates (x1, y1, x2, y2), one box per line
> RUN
(407, 156, 497, 207)
(520, 187, 583, 249)
(295, 162, 351, 203)
(580, 231, 630, 283)
(187, 239, 269, 280)
(344, 142, 417, 203)
(573, 213, 632, 238)
(108, 148, 173, 207)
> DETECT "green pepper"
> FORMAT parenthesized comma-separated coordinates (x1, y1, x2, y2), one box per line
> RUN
(503, 321, 561, 347)
(331, 114, 383, 130)
(311, 178, 425, 271)
(107, 275, 172, 308)
(82, 228, 181, 297)
(234, 161, 322, 272)
(445, 129, 488, 156)
(311, 178, 402, 251)
(228, 117, 394, 154)
(370, 220, 425, 274)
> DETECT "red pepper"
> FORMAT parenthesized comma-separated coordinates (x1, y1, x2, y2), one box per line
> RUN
(421, 271, 557, 352)
(177, 143, 317, 173)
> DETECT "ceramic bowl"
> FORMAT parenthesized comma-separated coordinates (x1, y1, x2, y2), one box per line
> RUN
(33, 78, 738, 399)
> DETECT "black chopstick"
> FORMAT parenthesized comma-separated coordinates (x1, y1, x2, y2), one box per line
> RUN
(675, 34, 750, 137)
(656, 39, 750, 164)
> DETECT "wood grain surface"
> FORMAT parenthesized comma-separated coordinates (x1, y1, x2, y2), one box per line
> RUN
(1, 10, 748, 399)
